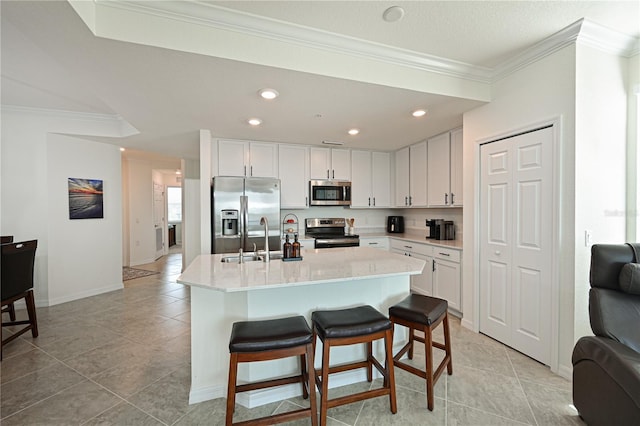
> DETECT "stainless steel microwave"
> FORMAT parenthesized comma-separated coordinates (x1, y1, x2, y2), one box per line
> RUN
(309, 180, 351, 206)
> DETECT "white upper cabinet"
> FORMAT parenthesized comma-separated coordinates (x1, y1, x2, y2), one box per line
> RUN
(217, 140, 278, 178)
(395, 147, 410, 207)
(278, 144, 309, 209)
(450, 127, 463, 206)
(371, 151, 391, 207)
(351, 150, 391, 208)
(396, 142, 428, 207)
(310, 147, 350, 180)
(427, 128, 463, 207)
(427, 132, 451, 207)
(409, 141, 428, 207)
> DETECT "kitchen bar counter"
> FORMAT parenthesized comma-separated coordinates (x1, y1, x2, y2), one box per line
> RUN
(360, 231, 463, 250)
(178, 247, 425, 407)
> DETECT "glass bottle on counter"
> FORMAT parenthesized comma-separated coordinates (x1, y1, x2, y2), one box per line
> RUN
(283, 235, 292, 259)
(292, 233, 301, 258)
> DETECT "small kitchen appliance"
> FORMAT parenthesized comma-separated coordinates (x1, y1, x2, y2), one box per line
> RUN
(309, 180, 351, 206)
(426, 219, 442, 239)
(387, 216, 404, 233)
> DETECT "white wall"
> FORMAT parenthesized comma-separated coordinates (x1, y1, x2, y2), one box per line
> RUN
(47, 134, 123, 304)
(463, 45, 577, 375)
(627, 53, 640, 242)
(573, 44, 629, 346)
(1, 107, 127, 306)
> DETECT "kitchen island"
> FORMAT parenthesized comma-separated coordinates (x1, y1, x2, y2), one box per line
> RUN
(177, 246, 425, 407)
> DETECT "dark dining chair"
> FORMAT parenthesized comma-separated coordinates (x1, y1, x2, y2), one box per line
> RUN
(0, 235, 16, 321)
(1, 239, 38, 360)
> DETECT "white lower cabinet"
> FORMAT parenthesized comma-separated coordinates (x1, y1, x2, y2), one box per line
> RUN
(360, 237, 390, 250)
(390, 239, 461, 313)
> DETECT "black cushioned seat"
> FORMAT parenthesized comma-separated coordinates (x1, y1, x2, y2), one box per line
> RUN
(226, 315, 317, 425)
(389, 294, 447, 326)
(311, 305, 391, 339)
(388, 293, 452, 411)
(229, 315, 312, 353)
(311, 305, 397, 424)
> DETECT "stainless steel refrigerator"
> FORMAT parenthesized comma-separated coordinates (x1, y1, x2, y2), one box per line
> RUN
(211, 176, 281, 254)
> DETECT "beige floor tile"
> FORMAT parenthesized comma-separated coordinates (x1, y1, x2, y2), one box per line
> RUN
(83, 401, 165, 425)
(447, 400, 530, 425)
(0, 348, 59, 384)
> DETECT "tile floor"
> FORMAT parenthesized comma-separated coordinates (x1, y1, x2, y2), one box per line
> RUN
(1, 251, 584, 425)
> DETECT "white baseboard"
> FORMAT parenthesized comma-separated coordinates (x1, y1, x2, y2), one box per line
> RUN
(188, 369, 374, 408)
(461, 317, 475, 331)
(557, 363, 572, 380)
(47, 283, 124, 306)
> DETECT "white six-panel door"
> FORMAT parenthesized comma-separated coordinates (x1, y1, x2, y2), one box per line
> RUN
(479, 126, 553, 364)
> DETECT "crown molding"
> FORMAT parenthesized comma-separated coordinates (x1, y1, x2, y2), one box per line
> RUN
(89, 2, 640, 86)
(1, 105, 139, 136)
(97, 0, 493, 83)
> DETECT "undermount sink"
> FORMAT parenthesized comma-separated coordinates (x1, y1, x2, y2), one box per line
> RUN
(220, 255, 261, 263)
(220, 251, 284, 263)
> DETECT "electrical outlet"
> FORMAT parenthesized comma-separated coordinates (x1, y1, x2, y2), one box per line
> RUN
(584, 230, 592, 247)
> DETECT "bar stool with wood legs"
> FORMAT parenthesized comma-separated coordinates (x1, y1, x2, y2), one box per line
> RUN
(226, 316, 318, 426)
(388, 294, 452, 411)
(311, 305, 397, 425)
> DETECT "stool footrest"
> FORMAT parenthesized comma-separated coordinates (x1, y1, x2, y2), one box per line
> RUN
(236, 374, 307, 394)
(232, 407, 312, 426)
(326, 387, 391, 409)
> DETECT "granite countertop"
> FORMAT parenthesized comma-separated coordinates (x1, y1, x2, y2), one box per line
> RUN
(359, 231, 463, 250)
(177, 246, 425, 293)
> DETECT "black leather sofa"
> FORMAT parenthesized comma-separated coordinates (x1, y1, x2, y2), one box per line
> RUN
(572, 243, 640, 425)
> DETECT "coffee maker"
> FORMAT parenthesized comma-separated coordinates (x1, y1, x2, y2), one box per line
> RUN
(426, 219, 455, 240)
(426, 219, 441, 239)
(387, 216, 404, 233)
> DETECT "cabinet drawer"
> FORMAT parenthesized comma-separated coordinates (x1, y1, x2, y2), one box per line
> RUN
(361, 237, 389, 250)
(390, 239, 432, 257)
(433, 247, 460, 263)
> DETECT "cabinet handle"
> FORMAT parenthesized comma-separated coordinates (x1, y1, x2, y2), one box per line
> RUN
(405, 196, 408, 206)
(368, 197, 371, 206)
(373, 197, 376, 206)
(404, 245, 413, 249)
(305, 196, 308, 206)
(327, 169, 330, 179)
(451, 193, 455, 204)
(244, 165, 247, 176)
(369, 242, 378, 245)
(332, 170, 335, 179)
(445, 193, 448, 204)
(409, 196, 412, 206)
(432, 259, 436, 272)
(438, 252, 450, 257)
(250, 165, 253, 176)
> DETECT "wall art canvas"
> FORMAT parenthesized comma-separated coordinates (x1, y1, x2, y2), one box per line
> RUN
(68, 178, 104, 219)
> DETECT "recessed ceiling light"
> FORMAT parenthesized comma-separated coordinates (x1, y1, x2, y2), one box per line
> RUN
(119, 147, 125, 152)
(258, 88, 279, 100)
(248, 118, 262, 126)
(383, 6, 405, 23)
(412, 109, 427, 118)
(176, 170, 181, 175)
(348, 129, 360, 136)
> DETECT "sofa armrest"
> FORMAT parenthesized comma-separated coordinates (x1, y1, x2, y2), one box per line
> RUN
(572, 336, 640, 425)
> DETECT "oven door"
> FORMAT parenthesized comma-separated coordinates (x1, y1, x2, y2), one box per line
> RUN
(314, 237, 360, 249)
(309, 180, 351, 206)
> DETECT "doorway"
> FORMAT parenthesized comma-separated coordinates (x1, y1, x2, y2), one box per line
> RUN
(479, 125, 554, 364)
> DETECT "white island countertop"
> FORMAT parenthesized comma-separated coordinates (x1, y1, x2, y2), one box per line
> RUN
(178, 246, 425, 293)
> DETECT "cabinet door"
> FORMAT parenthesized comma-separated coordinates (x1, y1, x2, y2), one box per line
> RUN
(310, 147, 331, 179)
(218, 140, 248, 176)
(410, 253, 433, 296)
(395, 147, 410, 207)
(409, 141, 428, 207)
(278, 145, 309, 208)
(351, 150, 372, 208)
(433, 258, 460, 311)
(427, 133, 451, 207)
(331, 148, 351, 180)
(450, 127, 463, 206)
(371, 152, 391, 207)
(249, 142, 278, 178)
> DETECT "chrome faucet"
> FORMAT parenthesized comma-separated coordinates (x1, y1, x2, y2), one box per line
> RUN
(259, 216, 270, 262)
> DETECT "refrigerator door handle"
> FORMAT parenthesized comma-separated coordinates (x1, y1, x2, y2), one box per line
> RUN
(239, 195, 247, 241)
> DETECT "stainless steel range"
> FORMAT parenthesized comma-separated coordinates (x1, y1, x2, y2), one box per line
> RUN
(305, 218, 360, 249)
